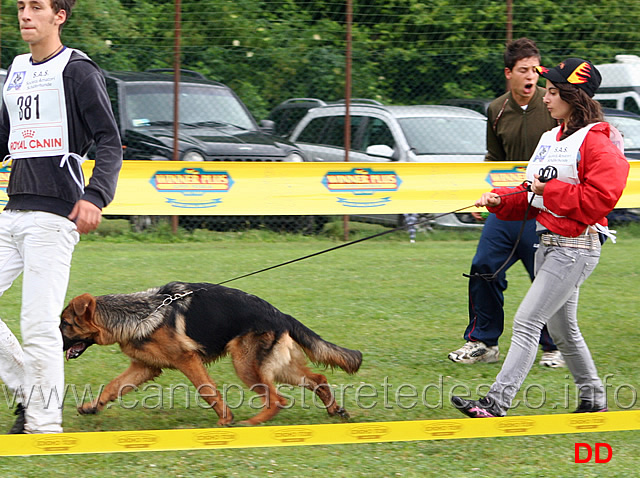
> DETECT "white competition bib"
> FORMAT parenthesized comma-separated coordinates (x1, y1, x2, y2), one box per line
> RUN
(4, 48, 73, 159)
(525, 124, 598, 211)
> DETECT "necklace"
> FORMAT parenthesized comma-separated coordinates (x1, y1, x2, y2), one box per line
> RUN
(33, 44, 63, 64)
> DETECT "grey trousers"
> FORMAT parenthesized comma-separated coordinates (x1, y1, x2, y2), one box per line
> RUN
(486, 234, 605, 412)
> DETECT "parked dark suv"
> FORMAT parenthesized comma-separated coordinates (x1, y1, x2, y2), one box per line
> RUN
(97, 69, 323, 232)
(96, 69, 307, 162)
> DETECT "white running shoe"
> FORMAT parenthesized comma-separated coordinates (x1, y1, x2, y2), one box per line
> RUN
(539, 350, 566, 368)
(448, 341, 499, 364)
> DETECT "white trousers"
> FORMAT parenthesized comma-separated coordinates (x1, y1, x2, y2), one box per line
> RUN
(0, 210, 79, 433)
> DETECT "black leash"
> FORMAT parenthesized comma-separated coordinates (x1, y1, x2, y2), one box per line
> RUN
(218, 205, 472, 285)
(462, 171, 555, 282)
(462, 192, 535, 282)
(217, 188, 532, 286)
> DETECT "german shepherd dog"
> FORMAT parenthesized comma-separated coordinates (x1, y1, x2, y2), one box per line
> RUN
(60, 282, 362, 426)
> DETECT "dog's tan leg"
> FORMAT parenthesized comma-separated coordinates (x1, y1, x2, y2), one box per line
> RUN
(276, 349, 350, 420)
(301, 370, 349, 420)
(239, 381, 286, 425)
(228, 344, 287, 425)
(174, 354, 234, 426)
(78, 360, 161, 415)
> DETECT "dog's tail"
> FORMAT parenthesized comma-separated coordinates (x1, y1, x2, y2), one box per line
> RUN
(286, 316, 362, 374)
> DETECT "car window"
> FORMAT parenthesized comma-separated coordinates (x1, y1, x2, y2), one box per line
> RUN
(597, 99, 618, 109)
(623, 97, 640, 115)
(105, 80, 120, 127)
(398, 117, 486, 154)
(124, 83, 255, 130)
(360, 117, 395, 150)
(322, 117, 344, 147)
(269, 108, 312, 137)
(607, 115, 640, 150)
(297, 116, 331, 143)
(323, 115, 366, 147)
(297, 115, 366, 148)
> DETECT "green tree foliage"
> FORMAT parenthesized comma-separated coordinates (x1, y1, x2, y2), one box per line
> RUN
(2, 0, 640, 118)
(0, 0, 137, 69)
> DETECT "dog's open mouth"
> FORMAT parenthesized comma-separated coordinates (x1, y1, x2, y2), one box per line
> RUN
(65, 341, 92, 360)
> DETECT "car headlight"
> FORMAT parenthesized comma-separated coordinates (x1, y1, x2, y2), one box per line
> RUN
(284, 152, 305, 162)
(182, 150, 205, 161)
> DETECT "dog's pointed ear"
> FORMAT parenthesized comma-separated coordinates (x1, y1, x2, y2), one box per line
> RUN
(72, 293, 97, 322)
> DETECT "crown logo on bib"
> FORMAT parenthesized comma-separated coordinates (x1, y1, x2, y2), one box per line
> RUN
(22, 130, 35, 139)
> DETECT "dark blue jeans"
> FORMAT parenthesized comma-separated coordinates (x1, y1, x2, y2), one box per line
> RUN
(464, 214, 557, 351)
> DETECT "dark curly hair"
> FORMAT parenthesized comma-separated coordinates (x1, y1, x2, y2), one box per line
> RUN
(554, 82, 604, 140)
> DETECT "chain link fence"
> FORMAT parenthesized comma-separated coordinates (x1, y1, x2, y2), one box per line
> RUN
(1, 1, 640, 232)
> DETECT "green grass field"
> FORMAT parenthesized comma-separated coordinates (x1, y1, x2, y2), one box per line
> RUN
(0, 220, 638, 477)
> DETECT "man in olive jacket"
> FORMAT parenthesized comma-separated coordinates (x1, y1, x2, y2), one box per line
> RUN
(449, 38, 562, 367)
(486, 86, 555, 162)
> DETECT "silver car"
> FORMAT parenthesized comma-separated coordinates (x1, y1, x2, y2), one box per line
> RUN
(289, 102, 487, 228)
(289, 103, 487, 163)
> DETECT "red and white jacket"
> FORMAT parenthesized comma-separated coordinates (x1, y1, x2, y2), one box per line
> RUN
(487, 122, 630, 237)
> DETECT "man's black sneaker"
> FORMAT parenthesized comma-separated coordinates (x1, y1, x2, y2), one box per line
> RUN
(8, 403, 25, 434)
(451, 396, 505, 418)
(573, 400, 607, 413)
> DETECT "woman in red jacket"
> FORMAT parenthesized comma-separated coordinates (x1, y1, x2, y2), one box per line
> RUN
(452, 58, 630, 418)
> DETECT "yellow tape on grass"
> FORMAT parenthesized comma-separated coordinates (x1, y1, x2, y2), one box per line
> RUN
(1, 411, 638, 457)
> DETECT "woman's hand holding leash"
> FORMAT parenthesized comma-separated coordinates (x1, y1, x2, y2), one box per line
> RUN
(475, 192, 502, 208)
(476, 173, 550, 209)
(530, 173, 548, 195)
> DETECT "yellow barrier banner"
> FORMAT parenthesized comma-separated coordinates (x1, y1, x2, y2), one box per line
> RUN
(0, 161, 638, 215)
(0, 411, 638, 457)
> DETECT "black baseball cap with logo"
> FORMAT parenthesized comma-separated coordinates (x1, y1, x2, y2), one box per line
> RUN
(535, 58, 602, 98)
